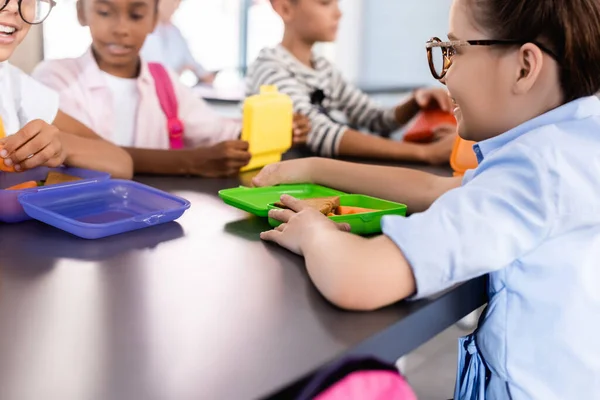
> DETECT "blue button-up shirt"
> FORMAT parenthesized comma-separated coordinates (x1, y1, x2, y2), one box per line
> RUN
(382, 96, 600, 399)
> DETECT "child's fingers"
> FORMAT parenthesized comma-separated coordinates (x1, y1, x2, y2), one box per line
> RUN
(293, 136, 308, 146)
(268, 208, 296, 223)
(10, 133, 54, 165)
(260, 229, 283, 243)
(293, 113, 305, 122)
(278, 194, 307, 212)
(226, 140, 250, 151)
(294, 124, 310, 136)
(251, 163, 280, 187)
(433, 124, 457, 137)
(225, 149, 252, 162)
(295, 116, 310, 129)
(16, 143, 61, 171)
(336, 223, 352, 232)
(2, 120, 45, 154)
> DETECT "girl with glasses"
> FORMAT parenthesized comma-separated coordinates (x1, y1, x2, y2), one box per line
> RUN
(0, 0, 133, 178)
(255, 0, 600, 398)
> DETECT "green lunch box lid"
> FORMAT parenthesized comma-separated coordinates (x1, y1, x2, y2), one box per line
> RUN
(218, 184, 347, 217)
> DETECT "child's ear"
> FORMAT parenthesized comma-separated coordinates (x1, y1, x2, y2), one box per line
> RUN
(271, 0, 294, 23)
(76, 0, 88, 27)
(513, 43, 544, 95)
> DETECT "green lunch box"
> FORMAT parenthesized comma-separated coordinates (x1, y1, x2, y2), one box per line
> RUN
(218, 184, 407, 235)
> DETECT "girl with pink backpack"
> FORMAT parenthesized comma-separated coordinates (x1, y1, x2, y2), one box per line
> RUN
(32, 0, 310, 178)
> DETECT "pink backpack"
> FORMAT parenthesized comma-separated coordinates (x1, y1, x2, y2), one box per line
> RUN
(297, 356, 417, 400)
(148, 63, 185, 149)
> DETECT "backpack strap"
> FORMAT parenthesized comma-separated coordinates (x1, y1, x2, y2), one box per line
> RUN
(147, 63, 185, 149)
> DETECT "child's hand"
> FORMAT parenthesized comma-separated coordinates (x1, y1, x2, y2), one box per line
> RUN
(190, 140, 251, 177)
(292, 113, 311, 146)
(252, 158, 317, 187)
(416, 132, 457, 165)
(414, 88, 452, 112)
(261, 194, 350, 255)
(433, 124, 458, 139)
(0, 120, 66, 171)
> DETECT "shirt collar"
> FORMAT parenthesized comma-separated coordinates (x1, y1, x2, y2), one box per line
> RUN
(474, 96, 600, 162)
(275, 44, 325, 77)
(77, 47, 154, 90)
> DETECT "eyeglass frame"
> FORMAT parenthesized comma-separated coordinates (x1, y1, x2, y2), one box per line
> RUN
(426, 36, 560, 80)
(0, 0, 56, 25)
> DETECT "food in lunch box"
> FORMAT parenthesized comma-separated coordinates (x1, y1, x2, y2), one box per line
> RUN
(2, 172, 82, 190)
(44, 171, 82, 186)
(330, 206, 378, 216)
(274, 196, 379, 216)
(275, 196, 341, 215)
(6, 181, 38, 190)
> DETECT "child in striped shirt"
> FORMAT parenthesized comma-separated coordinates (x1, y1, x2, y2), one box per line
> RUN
(246, 0, 456, 164)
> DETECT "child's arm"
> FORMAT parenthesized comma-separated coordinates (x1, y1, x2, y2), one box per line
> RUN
(337, 126, 456, 165)
(332, 72, 451, 134)
(262, 146, 553, 311)
(52, 111, 133, 179)
(124, 140, 251, 177)
(261, 196, 416, 311)
(253, 157, 462, 213)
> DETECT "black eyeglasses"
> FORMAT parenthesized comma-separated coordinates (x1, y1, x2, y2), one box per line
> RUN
(0, 0, 56, 25)
(426, 36, 560, 80)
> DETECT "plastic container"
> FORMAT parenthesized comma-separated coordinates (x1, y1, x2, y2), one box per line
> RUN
(450, 136, 478, 176)
(240, 85, 293, 172)
(219, 184, 407, 235)
(0, 166, 111, 223)
(268, 194, 406, 235)
(19, 179, 190, 239)
(219, 184, 345, 217)
(404, 110, 457, 143)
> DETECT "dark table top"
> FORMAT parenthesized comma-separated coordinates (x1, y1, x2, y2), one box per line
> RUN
(0, 164, 487, 400)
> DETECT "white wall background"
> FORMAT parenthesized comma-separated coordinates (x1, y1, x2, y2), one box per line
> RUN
(10, 25, 43, 74)
(358, 0, 451, 88)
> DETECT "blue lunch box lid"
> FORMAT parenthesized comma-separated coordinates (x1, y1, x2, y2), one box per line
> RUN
(0, 166, 111, 223)
(17, 179, 191, 240)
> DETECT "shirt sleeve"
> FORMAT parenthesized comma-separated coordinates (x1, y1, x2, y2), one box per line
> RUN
(246, 60, 346, 157)
(170, 68, 241, 147)
(330, 69, 399, 135)
(14, 65, 59, 125)
(381, 144, 554, 299)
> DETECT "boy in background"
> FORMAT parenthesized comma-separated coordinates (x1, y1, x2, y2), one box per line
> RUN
(246, 0, 455, 164)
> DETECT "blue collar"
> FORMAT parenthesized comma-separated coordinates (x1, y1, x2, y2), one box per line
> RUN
(473, 96, 600, 163)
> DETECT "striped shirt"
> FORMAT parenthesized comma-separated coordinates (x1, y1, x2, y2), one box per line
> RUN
(245, 45, 399, 157)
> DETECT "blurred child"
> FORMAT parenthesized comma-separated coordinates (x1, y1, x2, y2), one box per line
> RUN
(246, 0, 456, 165)
(141, 0, 216, 85)
(0, 0, 132, 178)
(34, 0, 309, 177)
(255, 0, 600, 398)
